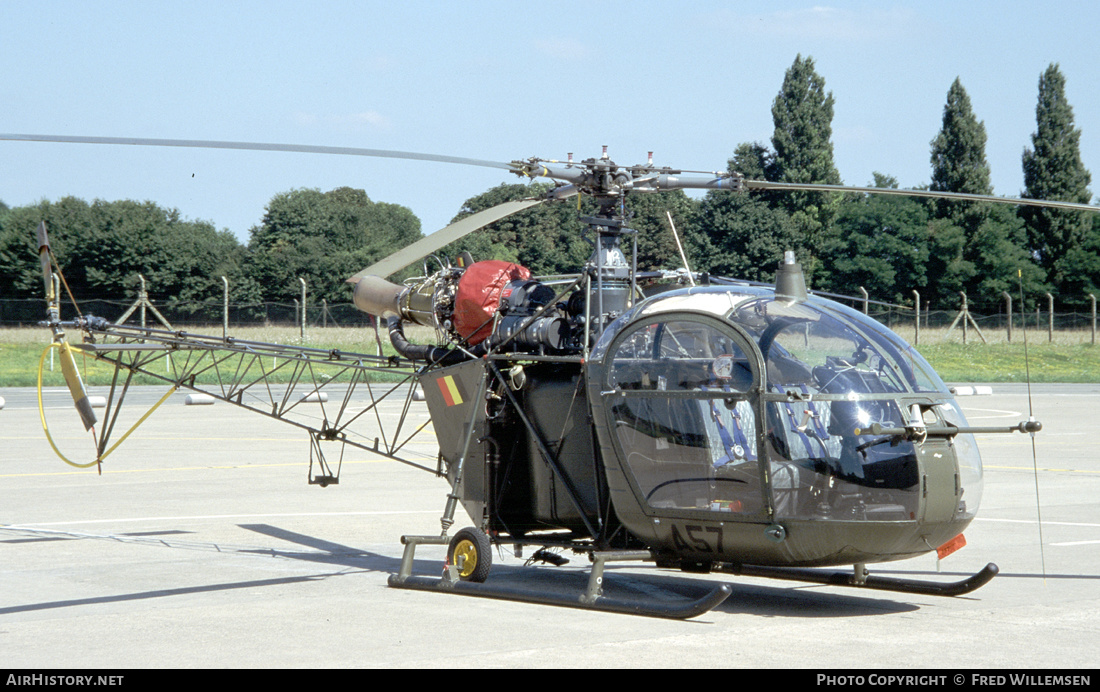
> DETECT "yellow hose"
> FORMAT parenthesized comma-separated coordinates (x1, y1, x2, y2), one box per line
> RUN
(37, 343, 176, 469)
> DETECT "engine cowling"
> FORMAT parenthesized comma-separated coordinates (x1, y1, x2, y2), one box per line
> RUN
(351, 260, 575, 356)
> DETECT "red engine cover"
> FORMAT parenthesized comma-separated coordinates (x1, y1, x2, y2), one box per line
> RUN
(453, 260, 531, 345)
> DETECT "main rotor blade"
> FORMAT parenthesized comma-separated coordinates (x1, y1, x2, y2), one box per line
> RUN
(348, 198, 548, 281)
(743, 180, 1099, 213)
(19, 132, 1093, 213)
(0, 133, 517, 172)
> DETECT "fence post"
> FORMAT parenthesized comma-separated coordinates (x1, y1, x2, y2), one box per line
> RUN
(322, 299, 328, 329)
(961, 292, 968, 344)
(1002, 291, 1012, 343)
(1091, 293, 1096, 346)
(299, 278, 307, 339)
(859, 286, 869, 315)
(912, 290, 920, 345)
(139, 274, 147, 328)
(221, 276, 229, 339)
(1046, 293, 1054, 342)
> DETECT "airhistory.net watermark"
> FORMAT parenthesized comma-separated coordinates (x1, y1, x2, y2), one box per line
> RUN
(6, 675, 123, 686)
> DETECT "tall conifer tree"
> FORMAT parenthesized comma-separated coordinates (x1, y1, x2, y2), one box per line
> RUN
(926, 78, 1028, 308)
(769, 55, 841, 279)
(930, 78, 992, 223)
(771, 55, 841, 190)
(1021, 63, 1093, 295)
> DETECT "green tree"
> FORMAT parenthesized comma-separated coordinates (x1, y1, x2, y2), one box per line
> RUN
(440, 183, 593, 276)
(769, 55, 843, 268)
(247, 187, 421, 304)
(967, 204, 1047, 308)
(0, 198, 254, 310)
(772, 55, 841, 190)
(0, 197, 95, 299)
(442, 183, 704, 278)
(820, 174, 930, 304)
(929, 78, 992, 224)
(1021, 63, 1094, 299)
(620, 190, 703, 273)
(151, 219, 258, 315)
(695, 189, 801, 283)
(1052, 214, 1100, 300)
(925, 219, 976, 308)
(728, 141, 775, 182)
(926, 78, 1042, 308)
(697, 138, 824, 286)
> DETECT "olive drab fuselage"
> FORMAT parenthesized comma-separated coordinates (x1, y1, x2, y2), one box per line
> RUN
(584, 285, 980, 567)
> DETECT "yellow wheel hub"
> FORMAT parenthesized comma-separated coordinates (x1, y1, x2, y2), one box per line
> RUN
(453, 539, 479, 578)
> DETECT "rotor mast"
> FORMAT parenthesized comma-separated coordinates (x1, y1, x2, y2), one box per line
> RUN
(513, 147, 745, 342)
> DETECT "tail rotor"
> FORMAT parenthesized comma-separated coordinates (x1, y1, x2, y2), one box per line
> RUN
(36, 221, 97, 431)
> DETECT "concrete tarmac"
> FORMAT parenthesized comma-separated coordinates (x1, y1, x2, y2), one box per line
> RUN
(1, 383, 1098, 669)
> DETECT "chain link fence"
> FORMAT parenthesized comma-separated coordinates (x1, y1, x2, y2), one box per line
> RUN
(3, 294, 1096, 343)
(0, 297, 375, 329)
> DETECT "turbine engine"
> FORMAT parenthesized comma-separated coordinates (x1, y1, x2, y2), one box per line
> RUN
(351, 260, 573, 357)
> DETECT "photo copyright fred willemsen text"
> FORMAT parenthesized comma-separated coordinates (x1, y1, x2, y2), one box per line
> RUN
(817, 674, 1091, 686)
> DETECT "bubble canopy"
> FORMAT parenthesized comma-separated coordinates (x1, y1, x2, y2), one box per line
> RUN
(590, 287, 981, 529)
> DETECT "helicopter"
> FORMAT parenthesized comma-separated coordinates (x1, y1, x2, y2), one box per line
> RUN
(6, 133, 1093, 619)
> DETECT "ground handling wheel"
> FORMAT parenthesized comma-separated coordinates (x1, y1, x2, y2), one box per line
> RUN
(447, 527, 492, 583)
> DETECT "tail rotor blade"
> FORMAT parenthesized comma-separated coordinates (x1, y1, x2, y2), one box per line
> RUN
(36, 222, 54, 299)
(58, 342, 97, 431)
(35, 222, 96, 430)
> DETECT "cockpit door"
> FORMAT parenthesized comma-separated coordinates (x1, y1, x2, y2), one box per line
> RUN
(599, 313, 768, 520)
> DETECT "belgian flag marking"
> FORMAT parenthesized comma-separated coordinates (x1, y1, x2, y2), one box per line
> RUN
(436, 375, 464, 407)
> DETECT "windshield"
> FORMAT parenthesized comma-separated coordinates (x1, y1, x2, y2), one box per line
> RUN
(731, 296, 947, 395)
(729, 296, 941, 521)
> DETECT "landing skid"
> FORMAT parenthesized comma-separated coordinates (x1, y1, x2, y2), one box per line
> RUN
(388, 535, 732, 619)
(726, 562, 1000, 597)
(389, 534, 999, 618)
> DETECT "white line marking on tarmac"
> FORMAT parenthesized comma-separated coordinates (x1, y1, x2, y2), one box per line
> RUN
(977, 518, 1100, 528)
(6, 511, 440, 528)
(960, 407, 1022, 419)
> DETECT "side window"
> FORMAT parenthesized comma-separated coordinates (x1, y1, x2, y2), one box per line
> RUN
(606, 317, 765, 516)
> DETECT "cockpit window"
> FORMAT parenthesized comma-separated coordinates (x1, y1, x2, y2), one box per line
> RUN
(606, 315, 766, 516)
(731, 296, 947, 395)
(730, 297, 928, 521)
(609, 319, 754, 393)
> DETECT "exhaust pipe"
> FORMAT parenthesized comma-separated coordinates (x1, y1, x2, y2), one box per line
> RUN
(351, 276, 479, 364)
(351, 275, 436, 327)
(386, 316, 480, 365)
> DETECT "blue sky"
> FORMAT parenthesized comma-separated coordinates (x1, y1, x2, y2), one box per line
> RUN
(3, 1, 1099, 244)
